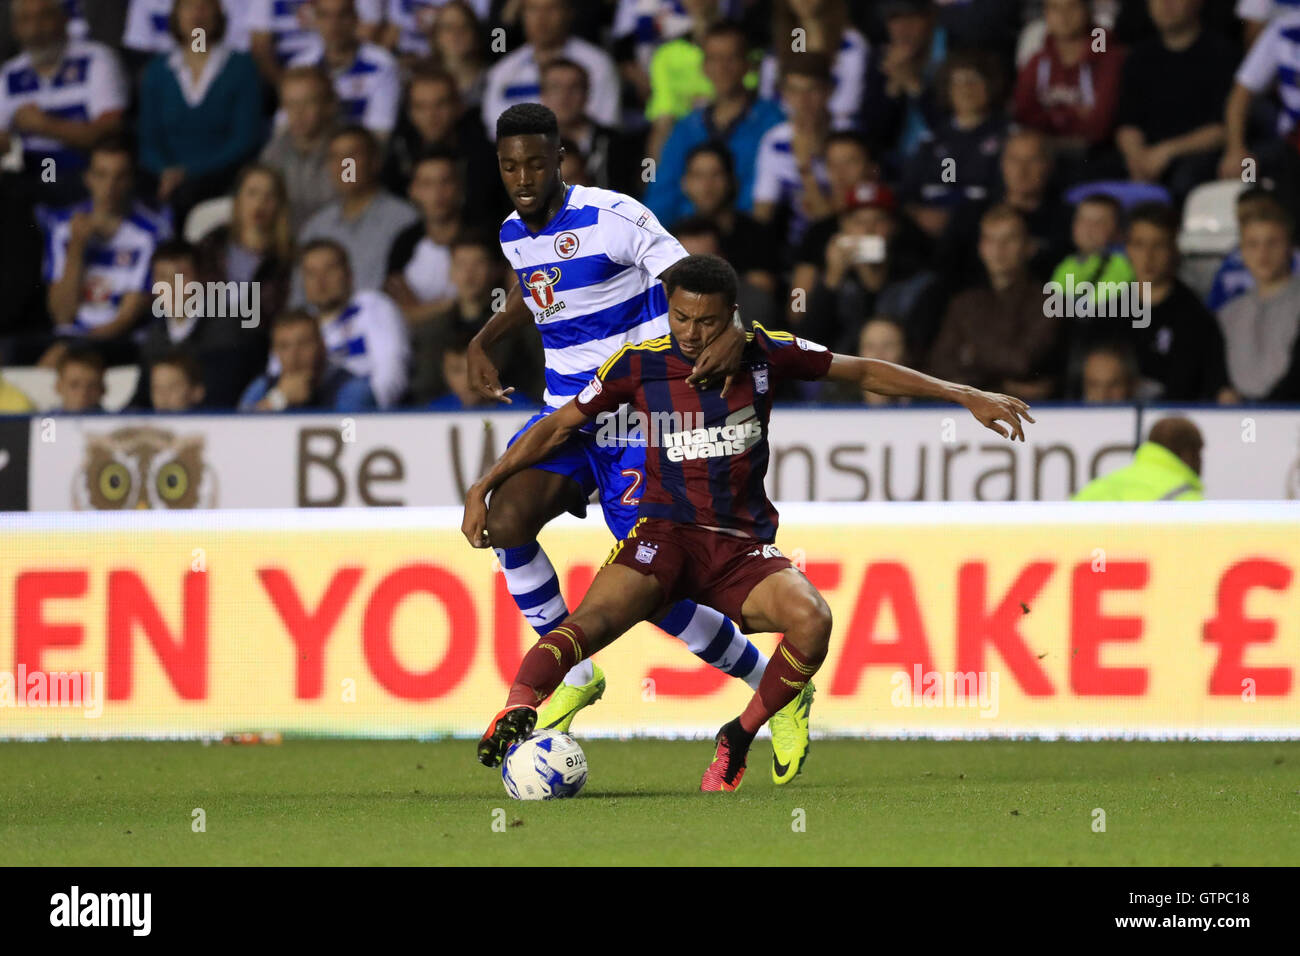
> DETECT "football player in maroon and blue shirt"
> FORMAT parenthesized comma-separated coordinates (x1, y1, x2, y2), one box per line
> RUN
(464, 254, 1034, 792)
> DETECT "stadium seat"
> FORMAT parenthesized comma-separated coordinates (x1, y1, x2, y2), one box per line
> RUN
(3, 366, 140, 412)
(1064, 180, 1172, 210)
(183, 196, 235, 244)
(1177, 179, 1245, 256)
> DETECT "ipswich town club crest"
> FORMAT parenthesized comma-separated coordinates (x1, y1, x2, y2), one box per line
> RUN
(753, 366, 769, 394)
(524, 266, 562, 308)
(635, 541, 659, 564)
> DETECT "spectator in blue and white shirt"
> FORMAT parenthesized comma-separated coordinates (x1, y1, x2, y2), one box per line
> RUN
(298, 237, 410, 407)
(288, 0, 401, 139)
(480, 0, 619, 132)
(751, 53, 841, 252)
(757, 0, 869, 131)
(42, 137, 169, 365)
(241, 309, 377, 411)
(382, 0, 490, 59)
(1206, 187, 1300, 311)
(0, 0, 127, 205)
(248, 0, 382, 87)
(1219, 0, 1300, 217)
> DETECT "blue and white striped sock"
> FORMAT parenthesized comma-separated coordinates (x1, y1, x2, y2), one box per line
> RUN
(657, 600, 767, 691)
(495, 543, 593, 686)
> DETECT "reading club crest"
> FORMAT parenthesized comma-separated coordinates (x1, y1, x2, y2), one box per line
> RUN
(524, 267, 562, 308)
(554, 232, 580, 258)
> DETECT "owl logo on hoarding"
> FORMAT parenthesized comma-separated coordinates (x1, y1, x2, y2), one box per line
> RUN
(73, 426, 217, 510)
(524, 267, 562, 309)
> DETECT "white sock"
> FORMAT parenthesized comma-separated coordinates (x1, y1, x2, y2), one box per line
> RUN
(563, 659, 595, 686)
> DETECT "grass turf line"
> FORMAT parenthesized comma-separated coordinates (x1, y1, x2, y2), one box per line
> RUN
(2, 740, 1298, 866)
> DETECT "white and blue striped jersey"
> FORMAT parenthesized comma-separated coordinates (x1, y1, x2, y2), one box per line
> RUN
(498, 184, 688, 410)
(123, 0, 251, 53)
(43, 201, 170, 334)
(247, 0, 383, 65)
(317, 290, 411, 408)
(759, 28, 870, 131)
(288, 38, 401, 135)
(0, 39, 127, 173)
(386, 0, 490, 57)
(1236, 9, 1300, 137)
(481, 37, 620, 133)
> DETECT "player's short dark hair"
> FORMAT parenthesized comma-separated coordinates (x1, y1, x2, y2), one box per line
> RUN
(664, 254, 738, 309)
(57, 345, 105, 376)
(152, 348, 204, 387)
(1127, 202, 1178, 238)
(496, 103, 560, 145)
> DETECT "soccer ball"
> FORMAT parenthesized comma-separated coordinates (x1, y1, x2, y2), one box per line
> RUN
(501, 730, 588, 800)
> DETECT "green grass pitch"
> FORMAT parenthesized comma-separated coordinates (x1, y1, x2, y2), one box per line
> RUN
(3, 740, 1299, 866)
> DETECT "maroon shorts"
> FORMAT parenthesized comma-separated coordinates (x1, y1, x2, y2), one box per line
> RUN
(604, 518, 794, 632)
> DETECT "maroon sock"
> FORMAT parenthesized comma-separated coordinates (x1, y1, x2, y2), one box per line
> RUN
(505, 623, 591, 708)
(739, 639, 820, 734)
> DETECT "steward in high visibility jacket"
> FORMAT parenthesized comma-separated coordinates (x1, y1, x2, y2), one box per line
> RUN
(1073, 417, 1204, 501)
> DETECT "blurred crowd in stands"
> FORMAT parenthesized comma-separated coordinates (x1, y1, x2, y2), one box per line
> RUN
(0, 0, 1298, 415)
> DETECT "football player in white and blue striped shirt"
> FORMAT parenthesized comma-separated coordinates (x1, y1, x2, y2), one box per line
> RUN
(464, 104, 812, 772)
(0, 0, 128, 198)
(287, 0, 401, 137)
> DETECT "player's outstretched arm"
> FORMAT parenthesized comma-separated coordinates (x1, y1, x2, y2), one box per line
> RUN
(824, 354, 1036, 442)
(462, 401, 594, 547)
(466, 284, 533, 404)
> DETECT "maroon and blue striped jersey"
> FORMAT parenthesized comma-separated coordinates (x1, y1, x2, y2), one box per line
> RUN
(574, 323, 834, 540)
